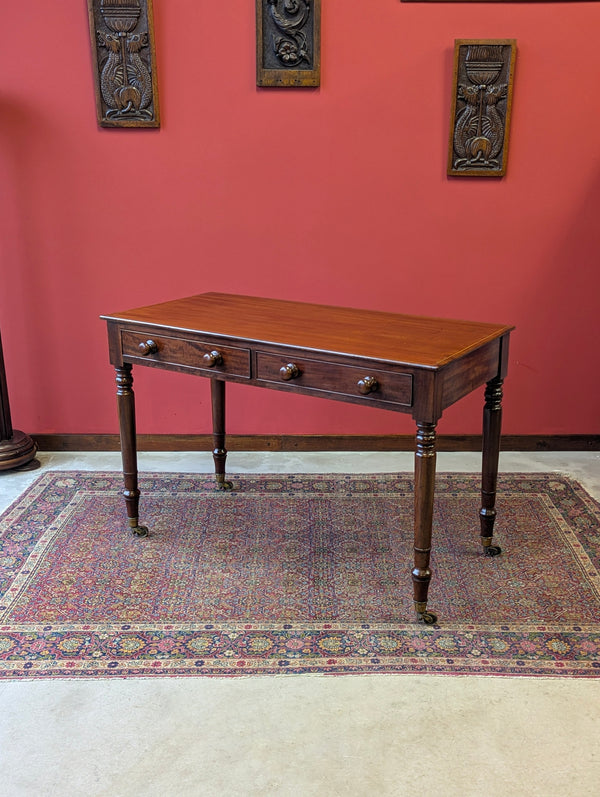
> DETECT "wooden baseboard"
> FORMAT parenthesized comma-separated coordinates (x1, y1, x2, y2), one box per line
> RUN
(31, 433, 600, 452)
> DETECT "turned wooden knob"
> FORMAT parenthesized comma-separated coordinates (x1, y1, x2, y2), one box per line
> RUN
(138, 340, 158, 356)
(279, 363, 300, 381)
(357, 376, 378, 394)
(203, 350, 223, 367)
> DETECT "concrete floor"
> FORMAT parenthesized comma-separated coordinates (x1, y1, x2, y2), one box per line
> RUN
(0, 450, 599, 797)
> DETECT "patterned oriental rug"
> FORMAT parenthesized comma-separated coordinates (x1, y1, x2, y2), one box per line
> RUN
(1, 471, 599, 680)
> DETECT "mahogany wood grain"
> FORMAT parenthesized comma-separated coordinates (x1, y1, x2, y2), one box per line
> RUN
(102, 292, 515, 623)
(115, 365, 144, 533)
(104, 293, 512, 369)
(211, 379, 231, 489)
(413, 422, 438, 618)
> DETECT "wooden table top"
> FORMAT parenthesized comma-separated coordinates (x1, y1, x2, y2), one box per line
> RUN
(102, 293, 514, 369)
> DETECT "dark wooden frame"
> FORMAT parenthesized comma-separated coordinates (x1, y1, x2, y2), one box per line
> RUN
(447, 39, 516, 178)
(256, 0, 321, 87)
(87, 0, 160, 128)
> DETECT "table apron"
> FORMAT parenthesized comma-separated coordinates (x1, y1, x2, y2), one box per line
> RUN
(108, 323, 506, 418)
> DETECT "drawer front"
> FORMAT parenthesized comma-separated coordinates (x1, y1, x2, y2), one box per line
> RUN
(121, 331, 251, 377)
(255, 352, 412, 407)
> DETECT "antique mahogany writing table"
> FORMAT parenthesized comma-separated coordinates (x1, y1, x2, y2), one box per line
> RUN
(102, 293, 513, 624)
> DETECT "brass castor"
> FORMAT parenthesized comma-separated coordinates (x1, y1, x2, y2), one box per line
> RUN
(415, 602, 438, 625)
(482, 538, 502, 556)
(129, 520, 149, 537)
(216, 476, 233, 491)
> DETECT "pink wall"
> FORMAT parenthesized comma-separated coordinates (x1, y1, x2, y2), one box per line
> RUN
(1, 2, 599, 439)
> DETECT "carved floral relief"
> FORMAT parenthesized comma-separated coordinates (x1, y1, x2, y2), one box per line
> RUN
(257, 0, 321, 87)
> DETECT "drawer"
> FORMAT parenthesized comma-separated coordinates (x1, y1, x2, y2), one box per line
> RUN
(255, 352, 412, 407)
(121, 331, 251, 377)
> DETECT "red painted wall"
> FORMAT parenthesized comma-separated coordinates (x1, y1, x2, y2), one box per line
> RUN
(1, 2, 599, 439)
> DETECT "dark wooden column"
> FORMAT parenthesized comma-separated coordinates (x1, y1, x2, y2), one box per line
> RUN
(412, 420, 438, 625)
(115, 364, 148, 536)
(480, 376, 504, 556)
(211, 378, 233, 490)
(0, 330, 38, 471)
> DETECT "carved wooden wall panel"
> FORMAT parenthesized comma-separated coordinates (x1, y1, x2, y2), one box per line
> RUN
(87, 0, 160, 128)
(256, 0, 321, 87)
(448, 40, 516, 177)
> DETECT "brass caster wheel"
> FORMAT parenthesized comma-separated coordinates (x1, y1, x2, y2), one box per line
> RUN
(417, 610, 438, 625)
(216, 480, 233, 491)
(484, 545, 502, 557)
(131, 524, 149, 537)
(415, 603, 438, 624)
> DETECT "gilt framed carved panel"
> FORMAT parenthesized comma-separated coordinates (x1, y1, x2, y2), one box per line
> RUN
(87, 0, 160, 128)
(257, 0, 321, 87)
(447, 40, 516, 178)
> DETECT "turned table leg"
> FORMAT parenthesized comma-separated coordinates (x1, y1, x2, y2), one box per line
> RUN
(211, 378, 232, 490)
(116, 365, 148, 536)
(480, 377, 504, 556)
(412, 421, 438, 624)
